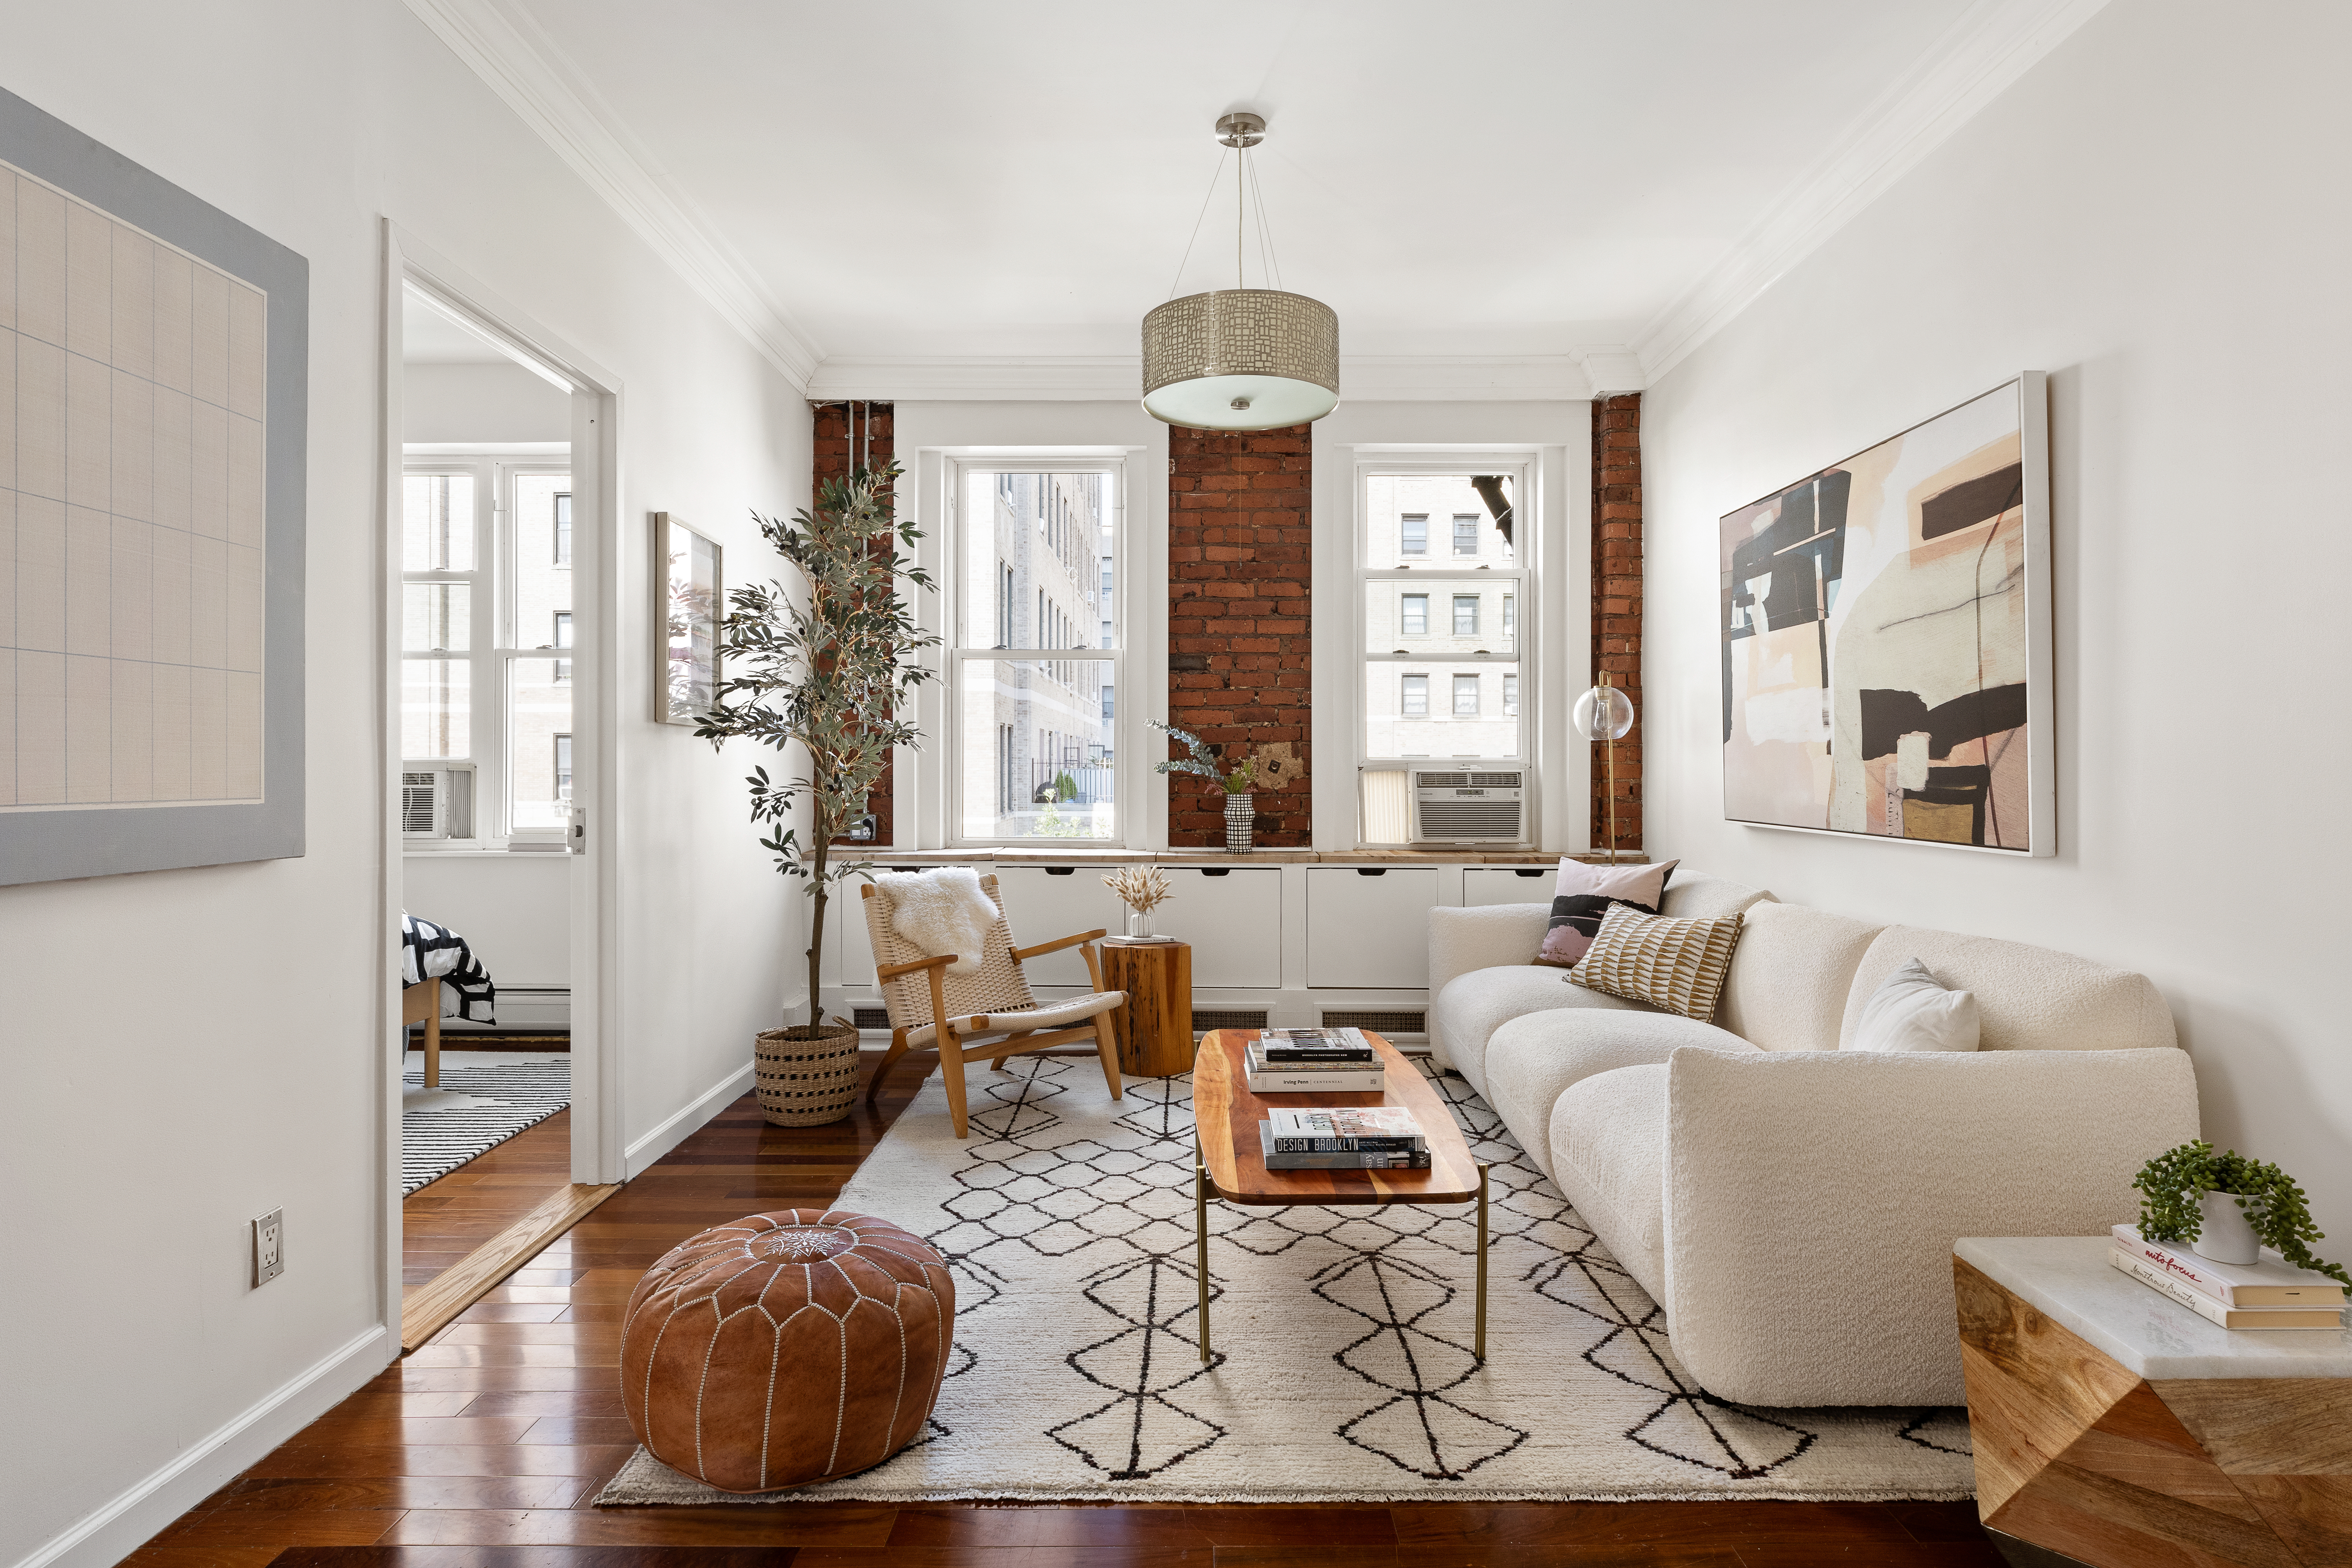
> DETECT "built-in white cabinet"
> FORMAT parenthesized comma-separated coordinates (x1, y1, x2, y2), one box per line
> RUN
(1149, 866, 1281, 988)
(992, 866, 1125, 987)
(1464, 865, 1556, 907)
(1306, 866, 1440, 989)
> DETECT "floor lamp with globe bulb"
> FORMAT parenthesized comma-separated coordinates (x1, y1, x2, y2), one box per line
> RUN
(1573, 671, 1635, 864)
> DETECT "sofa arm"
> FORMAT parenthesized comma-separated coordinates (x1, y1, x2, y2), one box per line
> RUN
(1427, 903, 1550, 1066)
(1661, 1046, 2198, 1407)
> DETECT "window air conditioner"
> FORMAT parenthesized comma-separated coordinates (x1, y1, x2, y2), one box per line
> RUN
(1411, 768, 1526, 845)
(401, 761, 476, 840)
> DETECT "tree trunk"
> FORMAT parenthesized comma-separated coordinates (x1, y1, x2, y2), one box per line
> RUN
(806, 834, 829, 1032)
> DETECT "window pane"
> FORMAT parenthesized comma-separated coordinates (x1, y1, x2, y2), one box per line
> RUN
(514, 472, 574, 658)
(1365, 577, 1515, 655)
(962, 470, 1113, 650)
(1368, 659, 1521, 759)
(402, 583, 470, 651)
(1503, 593, 1514, 635)
(402, 474, 475, 572)
(510, 658, 573, 831)
(1365, 475, 1509, 567)
(554, 493, 573, 566)
(958, 659, 1115, 840)
(401, 659, 469, 759)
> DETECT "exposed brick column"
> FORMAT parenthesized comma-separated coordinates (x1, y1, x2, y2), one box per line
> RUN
(1165, 424, 1312, 847)
(1592, 394, 1643, 854)
(811, 401, 897, 847)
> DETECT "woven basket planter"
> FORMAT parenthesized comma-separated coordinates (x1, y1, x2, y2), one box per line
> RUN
(755, 1024, 862, 1127)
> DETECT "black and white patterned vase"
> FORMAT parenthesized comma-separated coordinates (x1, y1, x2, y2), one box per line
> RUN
(1224, 791, 1254, 853)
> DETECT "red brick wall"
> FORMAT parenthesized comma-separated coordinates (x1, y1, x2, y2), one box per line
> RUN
(812, 401, 897, 847)
(1592, 394, 1643, 854)
(1165, 425, 1312, 847)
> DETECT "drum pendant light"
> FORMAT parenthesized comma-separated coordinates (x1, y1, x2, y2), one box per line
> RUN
(1141, 113, 1339, 432)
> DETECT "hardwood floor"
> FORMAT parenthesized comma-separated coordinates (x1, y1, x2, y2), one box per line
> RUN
(403, 1108, 577, 1287)
(128, 1049, 2002, 1567)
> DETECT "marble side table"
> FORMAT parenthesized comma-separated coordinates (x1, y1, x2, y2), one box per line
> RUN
(1954, 1236, 2352, 1568)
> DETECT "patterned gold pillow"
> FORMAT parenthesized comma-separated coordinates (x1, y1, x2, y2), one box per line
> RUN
(1566, 903, 1746, 1022)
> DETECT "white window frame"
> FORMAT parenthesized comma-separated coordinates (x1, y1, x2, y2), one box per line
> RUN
(1352, 453, 1537, 837)
(941, 452, 1136, 848)
(399, 453, 573, 845)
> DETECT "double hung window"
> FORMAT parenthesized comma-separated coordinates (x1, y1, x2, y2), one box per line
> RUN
(401, 458, 574, 840)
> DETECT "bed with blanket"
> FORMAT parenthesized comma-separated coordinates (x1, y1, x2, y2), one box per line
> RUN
(402, 912, 496, 1087)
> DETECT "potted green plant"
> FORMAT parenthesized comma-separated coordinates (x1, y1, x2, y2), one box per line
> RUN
(1151, 721, 1257, 853)
(698, 463, 937, 1125)
(2132, 1140, 2350, 1283)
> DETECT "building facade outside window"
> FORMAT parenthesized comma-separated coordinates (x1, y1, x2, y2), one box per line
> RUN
(1401, 673, 1428, 714)
(1453, 514, 1480, 556)
(1504, 672, 1518, 716)
(1453, 593, 1479, 636)
(1401, 514, 1427, 555)
(1401, 593, 1428, 636)
(1453, 673, 1479, 715)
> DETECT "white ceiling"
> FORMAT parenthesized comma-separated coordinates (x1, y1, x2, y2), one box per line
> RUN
(417, 0, 2104, 390)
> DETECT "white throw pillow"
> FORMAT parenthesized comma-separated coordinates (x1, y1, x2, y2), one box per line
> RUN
(1851, 957, 1981, 1052)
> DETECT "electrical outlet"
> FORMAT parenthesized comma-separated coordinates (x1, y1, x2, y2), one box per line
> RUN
(252, 1209, 284, 1287)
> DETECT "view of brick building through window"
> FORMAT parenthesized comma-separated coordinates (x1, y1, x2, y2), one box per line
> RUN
(1592, 393, 1644, 854)
(1167, 423, 1311, 848)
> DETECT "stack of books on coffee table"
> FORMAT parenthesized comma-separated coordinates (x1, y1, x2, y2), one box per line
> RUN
(1244, 1027, 1383, 1093)
(1256, 1106, 1430, 1170)
(2109, 1223, 2348, 1330)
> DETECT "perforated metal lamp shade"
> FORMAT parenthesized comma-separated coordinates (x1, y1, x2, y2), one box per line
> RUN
(1141, 288, 1339, 432)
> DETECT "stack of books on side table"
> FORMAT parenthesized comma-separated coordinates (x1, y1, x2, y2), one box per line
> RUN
(1245, 1027, 1384, 1094)
(1257, 1107, 1430, 1170)
(2109, 1223, 2348, 1329)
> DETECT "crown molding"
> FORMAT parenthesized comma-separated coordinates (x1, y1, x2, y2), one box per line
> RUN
(811, 354, 1598, 404)
(1633, 0, 2112, 383)
(403, 0, 823, 392)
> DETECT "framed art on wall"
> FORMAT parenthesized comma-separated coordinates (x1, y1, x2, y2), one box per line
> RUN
(0, 86, 309, 886)
(652, 512, 722, 726)
(1720, 374, 2052, 855)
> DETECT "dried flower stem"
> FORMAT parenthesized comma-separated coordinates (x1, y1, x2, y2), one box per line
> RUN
(1103, 865, 1172, 914)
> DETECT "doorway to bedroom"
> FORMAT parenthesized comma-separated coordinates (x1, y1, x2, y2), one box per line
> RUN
(388, 257, 619, 1348)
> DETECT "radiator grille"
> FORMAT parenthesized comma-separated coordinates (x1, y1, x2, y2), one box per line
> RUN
(1321, 1009, 1427, 1035)
(1192, 1008, 1270, 1034)
(852, 1008, 891, 1030)
(1416, 800, 1523, 838)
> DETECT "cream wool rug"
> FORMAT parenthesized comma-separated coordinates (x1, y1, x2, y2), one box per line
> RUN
(596, 1055, 1973, 1504)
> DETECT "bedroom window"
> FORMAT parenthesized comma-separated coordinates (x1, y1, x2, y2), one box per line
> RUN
(950, 461, 1125, 843)
(401, 457, 573, 842)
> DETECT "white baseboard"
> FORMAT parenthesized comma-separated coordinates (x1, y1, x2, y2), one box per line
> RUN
(624, 1059, 754, 1179)
(16, 1323, 391, 1568)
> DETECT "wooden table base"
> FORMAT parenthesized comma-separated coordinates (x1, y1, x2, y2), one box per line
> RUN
(1100, 938, 1193, 1076)
(1955, 1257, 2352, 1568)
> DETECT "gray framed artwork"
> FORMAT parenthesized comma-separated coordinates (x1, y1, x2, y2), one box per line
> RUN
(652, 512, 721, 726)
(1719, 374, 2053, 855)
(0, 85, 308, 886)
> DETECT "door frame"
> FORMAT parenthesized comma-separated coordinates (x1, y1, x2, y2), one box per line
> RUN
(376, 221, 626, 1344)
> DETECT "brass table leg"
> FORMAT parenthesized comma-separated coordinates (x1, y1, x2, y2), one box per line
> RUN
(1475, 1161, 1490, 1362)
(1195, 1158, 1212, 1364)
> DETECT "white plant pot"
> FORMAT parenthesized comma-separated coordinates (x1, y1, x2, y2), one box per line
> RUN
(2193, 1189, 2263, 1265)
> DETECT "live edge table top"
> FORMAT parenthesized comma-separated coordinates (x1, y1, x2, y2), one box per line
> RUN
(1192, 1028, 1482, 1206)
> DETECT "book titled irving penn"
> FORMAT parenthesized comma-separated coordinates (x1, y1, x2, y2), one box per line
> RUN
(2111, 1224, 2348, 1308)
(1267, 1106, 1425, 1152)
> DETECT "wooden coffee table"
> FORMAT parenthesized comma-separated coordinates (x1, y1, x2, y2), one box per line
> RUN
(1191, 1027, 1490, 1365)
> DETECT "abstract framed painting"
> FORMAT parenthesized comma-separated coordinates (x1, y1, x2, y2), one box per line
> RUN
(0, 86, 309, 886)
(1720, 375, 2051, 855)
(651, 512, 722, 726)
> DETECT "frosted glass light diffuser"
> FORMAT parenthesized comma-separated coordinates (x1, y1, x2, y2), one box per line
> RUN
(1573, 684, 1635, 741)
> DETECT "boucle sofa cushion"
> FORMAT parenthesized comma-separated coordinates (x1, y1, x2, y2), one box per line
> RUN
(1713, 901, 1885, 1051)
(1550, 1064, 1671, 1306)
(1850, 958, 1980, 1052)
(1838, 926, 2178, 1053)
(1434, 966, 1655, 1097)
(1658, 873, 1773, 922)
(1481, 1007, 1751, 1177)
(1567, 905, 1745, 1022)
(1536, 858, 1679, 967)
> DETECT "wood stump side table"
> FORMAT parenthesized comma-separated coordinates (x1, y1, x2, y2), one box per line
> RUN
(1099, 938, 1193, 1077)
(1953, 1236, 2352, 1568)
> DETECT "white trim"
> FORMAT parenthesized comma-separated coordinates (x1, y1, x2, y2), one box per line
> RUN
(1634, 0, 2112, 382)
(13, 1325, 390, 1568)
(625, 1061, 756, 1178)
(812, 354, 1596, 404)
(400, 0, 822, 391)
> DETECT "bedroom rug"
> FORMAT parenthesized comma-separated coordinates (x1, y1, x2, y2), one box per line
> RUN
(401, 1051, 570, 1196)
(594, 1056, 1973, 1505)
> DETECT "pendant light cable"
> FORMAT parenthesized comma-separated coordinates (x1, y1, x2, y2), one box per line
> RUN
(1165, 154, 1227, 301)
(1247, 149, 1282, 293)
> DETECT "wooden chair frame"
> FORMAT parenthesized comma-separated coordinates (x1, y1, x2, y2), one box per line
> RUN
(860, 882, 1124, 1138)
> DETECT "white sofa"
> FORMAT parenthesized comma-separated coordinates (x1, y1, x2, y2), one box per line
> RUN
(1428, 876, 2197, 1407)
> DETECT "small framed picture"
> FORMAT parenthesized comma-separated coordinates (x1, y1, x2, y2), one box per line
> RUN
(652, 513, 724, 726)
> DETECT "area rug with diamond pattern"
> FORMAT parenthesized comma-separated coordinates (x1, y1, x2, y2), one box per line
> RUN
(594, 1054, 1972, 1504)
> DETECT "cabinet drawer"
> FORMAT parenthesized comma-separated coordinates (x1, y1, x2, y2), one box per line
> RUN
(1306, 866, 1440, 989)
(1149, 866, 1280, 988)
(1464, 865, 1556, 908)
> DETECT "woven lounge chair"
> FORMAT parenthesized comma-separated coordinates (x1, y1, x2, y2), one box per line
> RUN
(861, 873, 1126, 1138)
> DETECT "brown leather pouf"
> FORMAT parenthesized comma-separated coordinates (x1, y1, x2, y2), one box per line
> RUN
(619, 1208, 953, 1493)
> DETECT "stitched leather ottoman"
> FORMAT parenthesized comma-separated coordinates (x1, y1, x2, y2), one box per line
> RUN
(620, 1208, 954, 1492)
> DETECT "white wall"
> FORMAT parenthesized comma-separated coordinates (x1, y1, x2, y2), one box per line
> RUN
(1641, 0, 2352, 1236)
(403, 851, 570, 991)
(0, 6, 805, 1564)
(401, 359, 570, 444)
